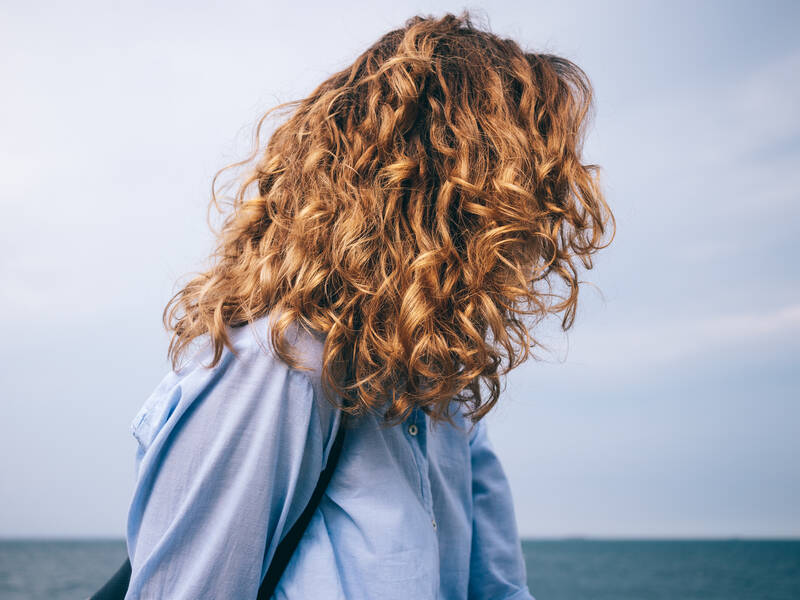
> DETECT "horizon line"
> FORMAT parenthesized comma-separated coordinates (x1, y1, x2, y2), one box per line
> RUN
(1, 535, 798, 542)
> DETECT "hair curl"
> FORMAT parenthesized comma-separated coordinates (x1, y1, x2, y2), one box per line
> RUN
(163, 10, 615, 425)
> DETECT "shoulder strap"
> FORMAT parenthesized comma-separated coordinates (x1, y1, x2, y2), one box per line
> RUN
(91, 414, 347, 600)
(90, 556, 131, 600)
(257, 415, 347, 599)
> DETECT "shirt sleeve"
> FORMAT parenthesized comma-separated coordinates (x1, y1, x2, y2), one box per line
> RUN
(467, 418, 535, 600)
(124, 328, 340, 599)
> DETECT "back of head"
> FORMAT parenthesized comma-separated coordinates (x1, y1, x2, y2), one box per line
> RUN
(164, 10, 615, 425)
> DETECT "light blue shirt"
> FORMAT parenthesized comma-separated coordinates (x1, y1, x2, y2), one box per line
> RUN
(125, 316, 535, 599)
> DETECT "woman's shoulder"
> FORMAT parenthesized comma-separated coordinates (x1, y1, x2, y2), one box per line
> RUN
(185, 313, 324, 373)
(130, 314, 335, 455)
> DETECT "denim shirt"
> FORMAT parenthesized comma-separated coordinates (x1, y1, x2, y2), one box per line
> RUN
(124, 316, 534, 599)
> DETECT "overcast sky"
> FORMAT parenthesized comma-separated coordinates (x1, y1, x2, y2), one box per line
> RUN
(1, 0, 798, 539)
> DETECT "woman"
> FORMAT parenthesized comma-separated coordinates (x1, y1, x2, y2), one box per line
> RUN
(124, 11, 614, 599)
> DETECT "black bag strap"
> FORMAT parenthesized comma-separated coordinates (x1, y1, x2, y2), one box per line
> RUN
(258, 414, 346, 598)
(90, 557, 131, 600)
(91, 414, 346, 600)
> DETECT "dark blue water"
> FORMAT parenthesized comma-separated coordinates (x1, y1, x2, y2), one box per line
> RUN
(0, 539, 797, 599)
(523, 539, 800, 600)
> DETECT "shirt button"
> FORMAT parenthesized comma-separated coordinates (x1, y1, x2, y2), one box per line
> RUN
(431, 519, 437, 530)
(408, 424, 418, 436)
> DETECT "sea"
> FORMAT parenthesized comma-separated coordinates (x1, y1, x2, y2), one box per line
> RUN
(0, 538, 798, 599)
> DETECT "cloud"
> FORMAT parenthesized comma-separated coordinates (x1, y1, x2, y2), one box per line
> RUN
(564, 302, 800, 374)
(697, 303, 800, 340)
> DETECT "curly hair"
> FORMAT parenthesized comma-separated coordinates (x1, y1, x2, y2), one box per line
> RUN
(163, 10, 615, 425)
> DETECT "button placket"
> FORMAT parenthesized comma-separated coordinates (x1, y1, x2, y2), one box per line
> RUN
(409, 409, 436, 523)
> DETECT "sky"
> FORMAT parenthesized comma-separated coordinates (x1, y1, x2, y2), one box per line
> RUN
(1, 0, 798, 539)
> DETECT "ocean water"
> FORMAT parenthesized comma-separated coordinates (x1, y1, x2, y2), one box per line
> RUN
(522, 539, 800, 600)
(0, 539, 798, 599)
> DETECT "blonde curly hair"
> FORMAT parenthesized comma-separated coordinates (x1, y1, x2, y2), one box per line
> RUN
(163, 10, 615, 425)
